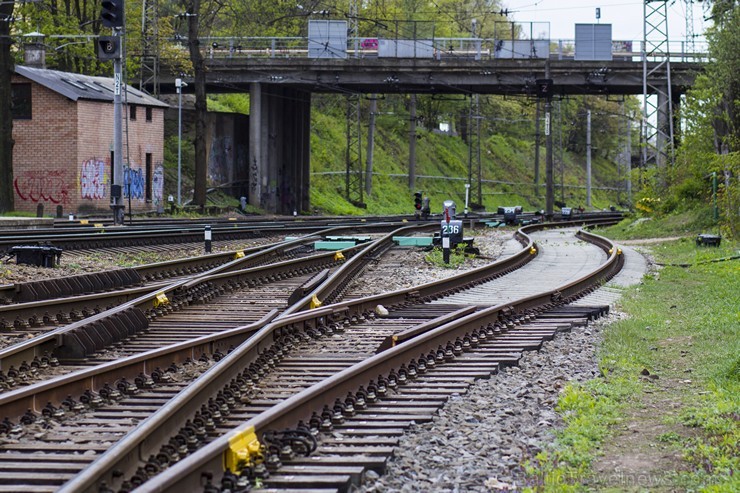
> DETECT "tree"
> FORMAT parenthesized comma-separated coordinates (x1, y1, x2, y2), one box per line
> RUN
(705, 2, 740, 152)
(0, 0, 14, 213)
(183, 0, 222, 209)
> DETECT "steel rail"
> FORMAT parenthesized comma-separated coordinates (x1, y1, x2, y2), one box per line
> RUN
(277, 222, 438, 318)
(0, 219, 412, 252)
(0, 234, 322, 333)
(55, 222, 547, 492)
(0, 242, 275, 306)
(0, 310, 279, 423)
(0, 221, 396, 305)
(0, 235, 364, 372)
(133, 226, 623, 493)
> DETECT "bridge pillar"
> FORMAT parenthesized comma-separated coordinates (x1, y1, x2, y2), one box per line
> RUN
(656, 89, 669, 171)
(249, 83, 311, 214)
(655, 86, 681, 171)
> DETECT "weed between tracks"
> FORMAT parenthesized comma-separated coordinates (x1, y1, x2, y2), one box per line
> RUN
(424, 245, 470, 268)
(522, 236, 739, 492)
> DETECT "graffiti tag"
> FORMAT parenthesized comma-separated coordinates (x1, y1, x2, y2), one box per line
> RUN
(14, 170, 69, 204)
(123, 167, 145, 199)
(152, 164, 164, 206)
(80, 158, 107, 200)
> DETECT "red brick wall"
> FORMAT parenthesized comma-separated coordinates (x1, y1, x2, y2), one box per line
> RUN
(11, 75, 78, 215)
(76, 100, 166, 213)
(11, 74, 166, 216)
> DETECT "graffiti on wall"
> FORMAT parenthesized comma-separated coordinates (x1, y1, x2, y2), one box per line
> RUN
(80, 158, 107, 200)
(123, 166, 146, 199)
(152, 163, 164, 208)
(14, 170, 70, 204)
(208, 136, 232, 186)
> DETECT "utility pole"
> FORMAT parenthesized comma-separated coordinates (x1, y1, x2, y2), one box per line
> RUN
(626, 113, 632, 205)
(344, 0, 363, 205)
(586, 109, 592, 208)
(409, 94, 417, 190)
(544, 62, 554, 218)
(557, 100, 565, 204)
(534, 98, 541, 196)
(112, 39, 124, 225)
(100, 0, 126, 225)
(365, 95, 377, 196)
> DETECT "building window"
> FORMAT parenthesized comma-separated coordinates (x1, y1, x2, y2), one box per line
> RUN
(11, 84, 32, 120)
(146, 107, 152, 122)
(129, 105, 137, 121)
(145, 153, 153, 202)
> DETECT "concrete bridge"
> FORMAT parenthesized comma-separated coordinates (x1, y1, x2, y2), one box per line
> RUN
(160, 37, 705, 214)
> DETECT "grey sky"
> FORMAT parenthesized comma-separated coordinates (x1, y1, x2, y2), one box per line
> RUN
(503, 0, 709, 42)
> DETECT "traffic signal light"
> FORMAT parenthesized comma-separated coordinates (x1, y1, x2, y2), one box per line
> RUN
(101, 0, 124, 28)
(414, 192, 422, 210)
(535, 78, 553, 99)
(97, 36, 121, 61)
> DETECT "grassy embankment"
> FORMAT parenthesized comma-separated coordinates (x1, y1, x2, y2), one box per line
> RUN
(308, 108, 621, 216)
(153, 94, 624, 216)
(524, 212, 739, 492)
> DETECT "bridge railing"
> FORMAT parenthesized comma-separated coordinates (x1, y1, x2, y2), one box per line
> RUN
(200, 36, 709, 63)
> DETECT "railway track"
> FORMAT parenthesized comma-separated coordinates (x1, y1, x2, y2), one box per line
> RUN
(0, 233, 381, 390)
(0, 218, 413, 253)
(0, 219, 623, 492)
(0, 224, 448, 477)
(0, 234, 332, 352)
(23, 222, 620, 493)
(0, 220, 412, 336)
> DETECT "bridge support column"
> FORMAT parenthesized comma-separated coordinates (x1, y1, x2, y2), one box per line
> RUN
(249, 83, 311, 214)
(656, 89, 669, 171)
(655, 86, 682, 171)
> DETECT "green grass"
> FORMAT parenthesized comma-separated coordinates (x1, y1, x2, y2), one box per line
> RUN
(0, 211, 38, 217)
(424, 245, 469, 268)
(596, 207, 719, 240)
(523, 232, 740, 492)
(307, 97, 622, 216)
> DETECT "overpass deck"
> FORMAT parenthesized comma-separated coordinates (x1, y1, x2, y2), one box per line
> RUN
(158, 36, 705, 96)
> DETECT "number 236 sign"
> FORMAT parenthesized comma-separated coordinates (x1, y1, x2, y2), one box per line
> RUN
(441, 220, 463, 245)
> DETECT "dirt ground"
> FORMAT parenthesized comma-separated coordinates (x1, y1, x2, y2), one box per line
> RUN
(590, 338, 701, 492)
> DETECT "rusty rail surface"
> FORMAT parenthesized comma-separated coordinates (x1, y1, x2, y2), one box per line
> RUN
(0, 218, 412, 252)
(123, 226, 623, 493)
(55, 222, 617, 492)
(0, 235, 363, 371)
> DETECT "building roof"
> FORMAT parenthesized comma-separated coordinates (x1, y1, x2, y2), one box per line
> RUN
(14, 65, 169, 108)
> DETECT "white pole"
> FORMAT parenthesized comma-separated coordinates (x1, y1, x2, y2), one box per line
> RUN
(176, 78, 184, 206)
(464, 183, 470, 216)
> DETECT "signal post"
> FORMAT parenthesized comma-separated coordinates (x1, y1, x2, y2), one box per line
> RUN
(99, 0, 125, 225)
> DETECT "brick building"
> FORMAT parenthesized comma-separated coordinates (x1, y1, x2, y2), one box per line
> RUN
(10, 66, 168, 216)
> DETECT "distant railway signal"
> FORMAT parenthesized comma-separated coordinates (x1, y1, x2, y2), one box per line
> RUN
(414, 191, 422, 211)
(97, 36, 121, 61)
(100, 0, 124, 28)
(536, 78, 553, 99)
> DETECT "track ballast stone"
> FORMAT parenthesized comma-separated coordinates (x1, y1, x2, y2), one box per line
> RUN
(357, 314, 625, 493)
